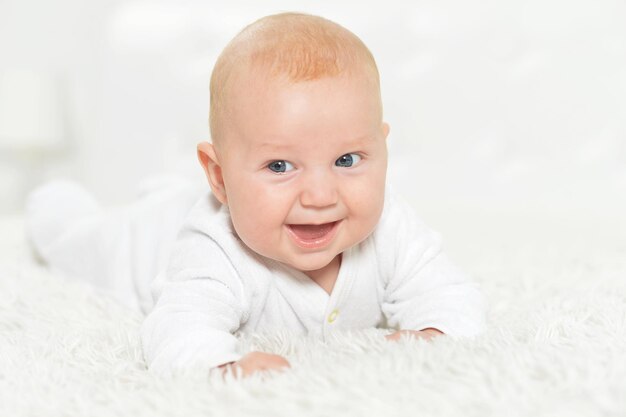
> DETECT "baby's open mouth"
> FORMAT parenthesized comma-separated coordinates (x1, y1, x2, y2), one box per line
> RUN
(286, 221, 341, 249)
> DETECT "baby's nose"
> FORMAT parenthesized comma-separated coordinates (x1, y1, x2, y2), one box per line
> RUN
(299, 171, 338, 208)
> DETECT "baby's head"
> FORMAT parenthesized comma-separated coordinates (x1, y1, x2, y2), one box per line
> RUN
(198, 12, 390, 276)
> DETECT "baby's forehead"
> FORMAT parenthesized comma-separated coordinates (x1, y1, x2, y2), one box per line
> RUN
(210, 13, 380, 147)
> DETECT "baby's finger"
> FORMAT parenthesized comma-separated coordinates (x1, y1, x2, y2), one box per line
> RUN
(265, 355, 291, 369)
(385, 331, 401, 341)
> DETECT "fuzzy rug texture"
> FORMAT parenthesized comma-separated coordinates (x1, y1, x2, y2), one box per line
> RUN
(1, 213, 626, 417)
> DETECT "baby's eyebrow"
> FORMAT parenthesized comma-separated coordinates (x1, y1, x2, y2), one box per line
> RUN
(348, 134, 376, 146)
(334, 134, 377, 150)
(250, 142, 297, 157)
(255, 141, 292, 152)
(255, 134, 375, 153)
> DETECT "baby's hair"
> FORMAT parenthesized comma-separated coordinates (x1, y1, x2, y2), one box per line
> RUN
(209, 12, 380, 147)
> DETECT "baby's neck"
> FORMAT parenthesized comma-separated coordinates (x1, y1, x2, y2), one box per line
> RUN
(303, 254, 342, 295)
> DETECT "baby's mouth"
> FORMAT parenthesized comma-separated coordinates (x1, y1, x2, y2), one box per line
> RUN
(286, 221, 341, 249)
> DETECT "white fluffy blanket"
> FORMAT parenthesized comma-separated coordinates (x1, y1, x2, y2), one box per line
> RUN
(1, 213, 625, 417)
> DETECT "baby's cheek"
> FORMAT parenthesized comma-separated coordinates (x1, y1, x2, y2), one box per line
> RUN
(229, 207, 280, 256)
(360, 188, 385, 235)
(231, 221, 269, 257)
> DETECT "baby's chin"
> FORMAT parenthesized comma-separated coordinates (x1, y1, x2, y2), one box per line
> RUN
(282, 251, 342, 274)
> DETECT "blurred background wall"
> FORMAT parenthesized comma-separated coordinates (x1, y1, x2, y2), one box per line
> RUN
(1, 0, 625, 229)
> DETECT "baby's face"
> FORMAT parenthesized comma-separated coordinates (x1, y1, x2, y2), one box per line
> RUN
(212, 71, 388, 274)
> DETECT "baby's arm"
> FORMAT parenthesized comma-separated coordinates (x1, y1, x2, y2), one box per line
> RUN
(141, 223, 294, 379)
(141, 276, 245, 376)
(376, 193, 487, 337)
(144, 282, 290, 379)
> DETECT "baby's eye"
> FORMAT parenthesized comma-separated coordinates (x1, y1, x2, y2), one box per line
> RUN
(335, 153, 361, 168)
(267, 160, 294, 174)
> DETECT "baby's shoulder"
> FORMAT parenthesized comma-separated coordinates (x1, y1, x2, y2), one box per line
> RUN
(376, 188, 429, 233)
(166, 193, 245, 272)
(372, 188, 442, 251)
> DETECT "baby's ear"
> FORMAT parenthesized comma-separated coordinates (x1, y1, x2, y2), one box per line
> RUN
(382, 122, 390, 140)
(197, 142, 228, 205)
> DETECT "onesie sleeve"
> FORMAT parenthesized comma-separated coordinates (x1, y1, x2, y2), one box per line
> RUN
(375, 192, 487, 337)
(140, 225, 249, 377)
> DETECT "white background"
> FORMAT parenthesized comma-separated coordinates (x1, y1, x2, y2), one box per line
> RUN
(1, 0, 625, 234)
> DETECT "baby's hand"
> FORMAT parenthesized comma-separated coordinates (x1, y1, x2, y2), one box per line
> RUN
(218, 351, 290, 378)
(385, 328, 443, 342)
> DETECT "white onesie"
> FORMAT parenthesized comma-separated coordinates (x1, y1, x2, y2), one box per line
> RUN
(140, 187, 487, 376)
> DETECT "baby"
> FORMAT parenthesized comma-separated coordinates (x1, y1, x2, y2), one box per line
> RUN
(142, 12, 486, 377)
(27, 12, 486, 379)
